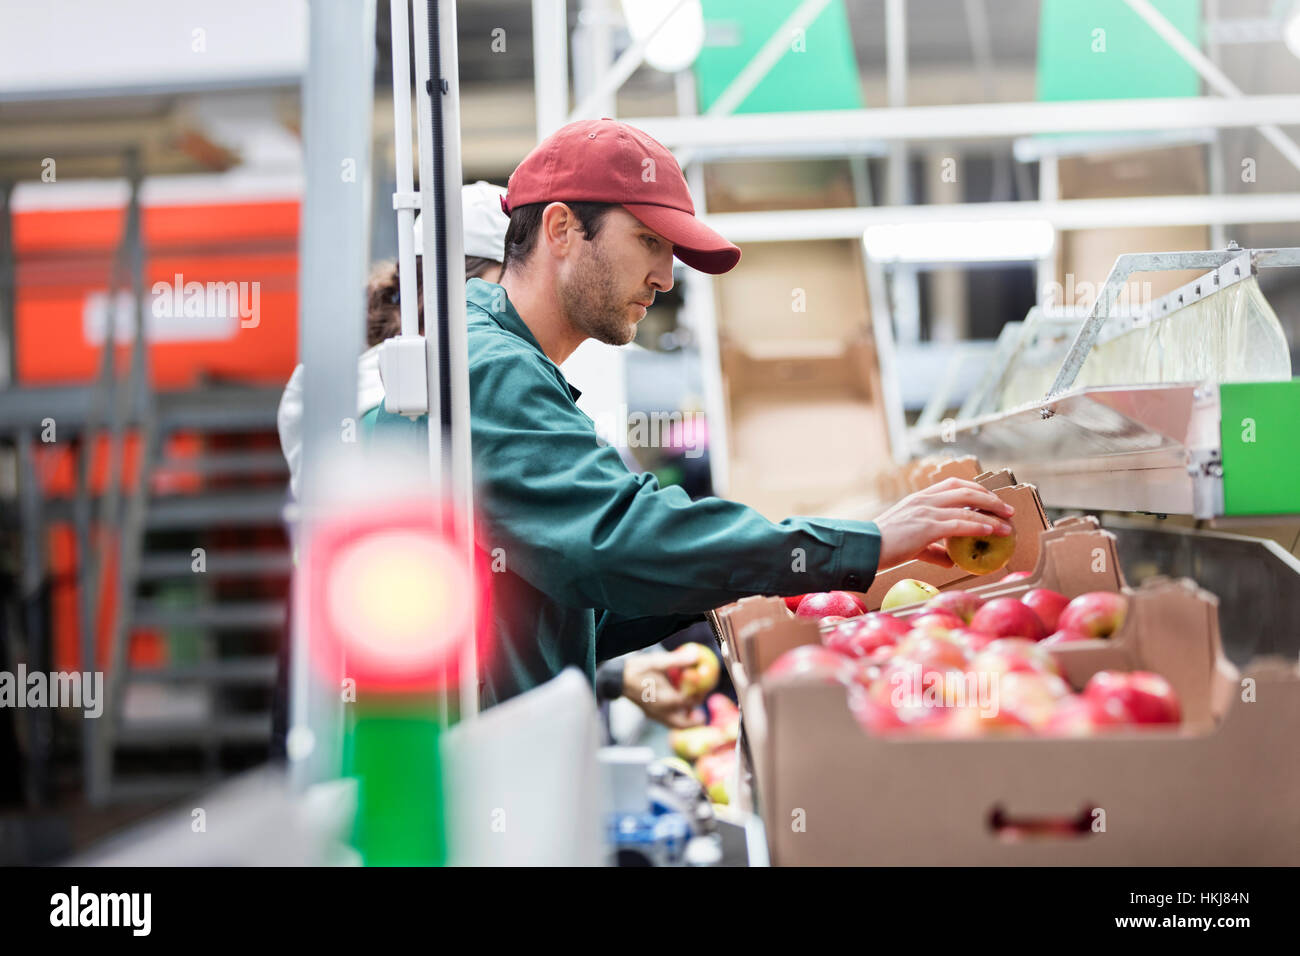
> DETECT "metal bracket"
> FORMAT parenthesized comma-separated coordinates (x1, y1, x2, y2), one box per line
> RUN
(1186, 446, 1225, 520)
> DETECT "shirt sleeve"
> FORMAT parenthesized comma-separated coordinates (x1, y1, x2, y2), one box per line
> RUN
(469, 342, 882, 619)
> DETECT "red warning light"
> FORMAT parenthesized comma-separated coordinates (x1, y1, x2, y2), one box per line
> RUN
(306, 500, 489, 693)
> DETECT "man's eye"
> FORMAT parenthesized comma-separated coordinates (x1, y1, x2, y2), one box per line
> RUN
(643, 236, 658, 249)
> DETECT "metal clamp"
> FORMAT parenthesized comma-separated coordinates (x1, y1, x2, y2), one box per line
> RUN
(392, 191, 422, 210)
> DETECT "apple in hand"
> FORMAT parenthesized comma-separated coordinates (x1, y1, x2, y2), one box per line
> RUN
(1083, 670, 1181, 725)
(925, 590, 986, 624)
(666, 642, 721, 698)
(946, 527, 1017, 575)
(969, 597, 1048, 642)
(1021, 588, 1070, 633)
(795, 591, 865, 620)
(1058, 592, 1127, 638)
(881, 578, 940, 611)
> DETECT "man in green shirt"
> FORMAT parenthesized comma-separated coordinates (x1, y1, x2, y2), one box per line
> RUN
(369, 119, 1013, 720)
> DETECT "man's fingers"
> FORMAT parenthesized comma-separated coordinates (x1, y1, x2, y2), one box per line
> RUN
(928, 486, 1015, 519)
(916, 543, 956, 567)
(932, 512, 1015, 537)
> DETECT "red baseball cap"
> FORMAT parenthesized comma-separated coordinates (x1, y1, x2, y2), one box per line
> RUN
(503, 118, 741, 275)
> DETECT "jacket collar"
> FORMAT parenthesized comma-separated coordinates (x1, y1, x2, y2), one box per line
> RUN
(467, 278, 582, 402)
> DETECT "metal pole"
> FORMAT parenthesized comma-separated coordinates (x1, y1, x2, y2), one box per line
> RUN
(567, 0, 692, 123)
(291, 0, 376, 791)
(1204, 0, 1228, 251)
(390, 0, 420, 340)
(433, 0, 479, 721)
(532, 0, 569, 139)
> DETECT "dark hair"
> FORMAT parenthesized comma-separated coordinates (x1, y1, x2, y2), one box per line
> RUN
(501, 201, 617, 273)
(365, 255, 500, 346)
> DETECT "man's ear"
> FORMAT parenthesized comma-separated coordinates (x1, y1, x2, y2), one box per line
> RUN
(541, 202, 576, 258)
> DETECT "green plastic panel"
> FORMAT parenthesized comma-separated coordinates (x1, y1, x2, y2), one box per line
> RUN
(694, 0, 863, 114)
(1037, 0, 1202, 102)
(1219, 380, 1300, 517)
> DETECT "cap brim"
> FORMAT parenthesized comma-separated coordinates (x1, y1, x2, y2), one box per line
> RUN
(622, 203, 741, 275)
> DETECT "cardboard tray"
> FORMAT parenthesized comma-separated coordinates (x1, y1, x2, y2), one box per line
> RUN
(744, 578, 1300, 865)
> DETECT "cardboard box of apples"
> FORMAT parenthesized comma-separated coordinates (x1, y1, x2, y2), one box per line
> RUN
(733, 576, 1299, 865)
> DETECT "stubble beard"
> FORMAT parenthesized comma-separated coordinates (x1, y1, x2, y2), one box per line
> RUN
(558, 240, 638, 347)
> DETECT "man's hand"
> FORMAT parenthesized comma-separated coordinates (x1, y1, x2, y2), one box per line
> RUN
(622, 645, 710, 729)
(873, 477, 1015, 570)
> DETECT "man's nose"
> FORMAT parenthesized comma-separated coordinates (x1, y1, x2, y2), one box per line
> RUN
(649, 250, 674, 293)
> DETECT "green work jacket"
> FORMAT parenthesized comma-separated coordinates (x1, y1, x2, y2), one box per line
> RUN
(362, 278, 882, 708)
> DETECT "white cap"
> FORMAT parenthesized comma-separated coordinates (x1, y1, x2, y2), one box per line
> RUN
(413, 180, 509, 260)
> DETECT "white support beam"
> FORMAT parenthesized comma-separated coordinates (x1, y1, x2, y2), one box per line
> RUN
(532, 0, 569, 139)
(702, 192, 1300, 243)
(623, 95, 1300, 154)
(1123, 0, 1300, 174)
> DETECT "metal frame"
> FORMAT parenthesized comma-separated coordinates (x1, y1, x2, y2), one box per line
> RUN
(289, 0, 376, 791)
(1044, 246, 1299, 402)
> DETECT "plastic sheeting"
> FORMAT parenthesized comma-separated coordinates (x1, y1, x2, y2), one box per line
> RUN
(996, 277, 1292, 410)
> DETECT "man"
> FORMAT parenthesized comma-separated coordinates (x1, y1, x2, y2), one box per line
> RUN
(369, 118, 1013, 720)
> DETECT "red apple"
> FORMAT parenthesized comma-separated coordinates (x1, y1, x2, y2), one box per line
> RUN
(1058, 592, 1127, 638)
(795, 591, 866, 620)
(1021, 588, 1070, 633)
(969, 597, 1048, 642)
(706, 693, 739, 729)
(971, 638, 1062, 677)
(782, 594, 807, 612)
(848, 687, 907, 735)
(765, 644, 856, 685)
(1083, 670, 1181, 725)
(1041, 694, 1131, 736)
(871, 659, 970, 714)
(927, 703, 1033, 738)
(666, 643, 721, 697)
(1040, 628, 1092, 648)
(995, 671, 1073, 728)
(909, 610, 965, 634)
(924, 590, 986, 624)
(825, 619, 898, 659)
(893, 633, 970, 672)
(950, 626, 998, 653)
(864, 644, 898, 667)
(860, 611, 912, 642)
